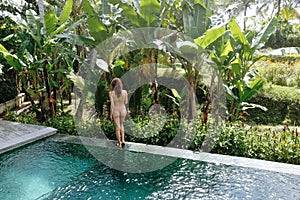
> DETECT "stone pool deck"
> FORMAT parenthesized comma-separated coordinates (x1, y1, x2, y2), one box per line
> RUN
(0, 120, 57, 154)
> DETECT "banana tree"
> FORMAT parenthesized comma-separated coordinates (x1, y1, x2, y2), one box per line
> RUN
(102, 0, 163, 113)
(0, 0, 75, 121)
(195, 16, 277, 121)
(180, 0, 213, 121)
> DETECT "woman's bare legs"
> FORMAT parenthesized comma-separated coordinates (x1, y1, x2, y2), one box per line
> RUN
(113, 112, 121, 147)
(120, 109, 127, 146)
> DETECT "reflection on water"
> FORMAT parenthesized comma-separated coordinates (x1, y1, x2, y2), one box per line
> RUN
(0, 139, 299, 200)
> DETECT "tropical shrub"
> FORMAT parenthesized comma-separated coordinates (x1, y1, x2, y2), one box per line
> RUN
(5, 108, 300, 165)
(99, 114, 180, 146)
(195, 16, 277, 121)
(0, 63, 18, 103)
(4, 107, 76, 135)
(254, 55, 300, 87)
(4, 107, 38, 124)
(0, 17, 20, 103)
(247, 84, 300, 126)
(0, 0, 76, 121)
(209, 122, 300, 165)
(44, 111, 76, 135)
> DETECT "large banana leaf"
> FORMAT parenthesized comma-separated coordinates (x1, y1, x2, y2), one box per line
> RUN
(194, 26, 226, 48)
(83, 0, 108, 44)
(44, 9, 59, 34)
(182, 3, 207, 39)
(228, 18, 249, 46)
(239, 78, 264, 103)
(59, 0, 73, 25)
(0, 44, 25, 72)
(25, 10, 43, 48)
(140, 0, 161, 26)
(56, 34, 95, 46)
(251, 17, 277, 49)
(119, 2, 142, 27)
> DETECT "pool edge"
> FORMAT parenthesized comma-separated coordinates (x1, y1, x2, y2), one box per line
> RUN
(54, 135, 300, 176)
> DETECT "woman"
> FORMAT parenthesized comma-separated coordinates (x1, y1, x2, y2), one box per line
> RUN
(109, 78, 128, 148)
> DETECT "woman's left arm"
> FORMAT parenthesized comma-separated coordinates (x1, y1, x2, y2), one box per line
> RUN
(109, 91, 114, 120)
(124, 90, 128, 104)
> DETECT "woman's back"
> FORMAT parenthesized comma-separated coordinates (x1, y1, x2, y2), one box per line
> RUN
(110, 90, 127, 108)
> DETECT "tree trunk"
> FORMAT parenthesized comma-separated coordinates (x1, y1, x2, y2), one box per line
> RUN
(43, 63, 55, 119)
(202, 92, 211, 124)
(184, 63, 198, 121)
(150, 49, 159, 113)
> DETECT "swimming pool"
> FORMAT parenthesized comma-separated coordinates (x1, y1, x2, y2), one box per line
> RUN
(0, 137, 299, 199)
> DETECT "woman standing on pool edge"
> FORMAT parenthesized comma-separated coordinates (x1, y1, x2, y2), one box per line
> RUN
(109, 78, 128, 148)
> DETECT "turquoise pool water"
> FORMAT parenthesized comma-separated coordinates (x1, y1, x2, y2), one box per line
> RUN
(0, 138, 299, 200)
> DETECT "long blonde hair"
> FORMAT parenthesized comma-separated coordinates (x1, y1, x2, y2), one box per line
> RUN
(110, 78, 123, 97)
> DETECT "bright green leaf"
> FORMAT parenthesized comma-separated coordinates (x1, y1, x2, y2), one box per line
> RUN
(44, 9, 59, 34)
(0, 44, 8, 52)
(0, 44, 25, 72)
(194, 26, 226, 48)
(171, 89, 181, 99)
(228, 18, 249, 45)
(231, 58, 241, 75)
(59, 0, 73, 25)
(240, 78, 264, 102)
(87, 17, 107, 44)
(119, 3, 140, 27)
(82, 0, 107, 44)
(221, 40, 233, 57)
(140, 0, 161, 26)
(82, 0, 95, 15)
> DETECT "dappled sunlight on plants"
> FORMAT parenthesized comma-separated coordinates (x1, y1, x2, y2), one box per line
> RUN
(254, 56, 300, 87)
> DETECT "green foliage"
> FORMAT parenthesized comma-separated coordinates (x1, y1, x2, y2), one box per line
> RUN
(95, 78, 109, 116)
(43, 111, 76, 135)
(254, 56, 300, 87)
(0, 0, 77, 121)
(247, 84, 300, 126)
(6, 105, 299, 164)
(82, 0, 108, 45)
(96, 117, 300, 165)
(4, 107, 76, 135)
(4, 108, 39, 124)
(266, 5, 300, 48)
(195, 17, 277, 120)
(96, 114, 180, 146)
(182, 2, 210, 39)
(0, 57, 17, 103)
(140, 0, 161, 26)
(210, 122, 300, 165)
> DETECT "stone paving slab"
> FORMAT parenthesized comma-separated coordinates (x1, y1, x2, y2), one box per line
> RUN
(54, 135, 300, 176)
(0, 120, 57, 154)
